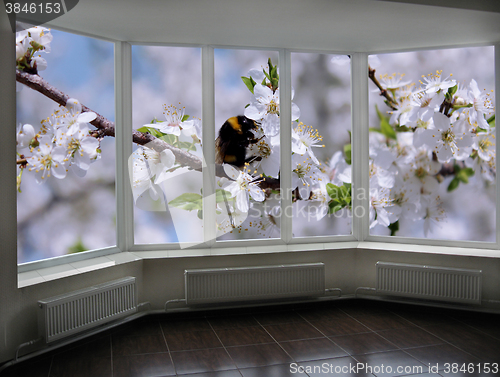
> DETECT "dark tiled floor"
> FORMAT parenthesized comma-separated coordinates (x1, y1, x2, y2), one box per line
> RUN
(1, 299, 499, 377)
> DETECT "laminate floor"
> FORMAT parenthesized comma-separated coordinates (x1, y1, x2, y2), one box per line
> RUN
(1, 299, 499, 377)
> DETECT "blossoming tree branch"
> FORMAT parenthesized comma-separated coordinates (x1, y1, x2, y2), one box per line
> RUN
(16, 26, 495, 238)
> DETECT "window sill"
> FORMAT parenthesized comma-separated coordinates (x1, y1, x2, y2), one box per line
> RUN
(17, 252, 141, 288)
(18, 241, 500, 288)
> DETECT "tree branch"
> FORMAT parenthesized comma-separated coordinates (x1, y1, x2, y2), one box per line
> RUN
(15, 70, 282, 190)
(16, 70, 202, 171)
(368, 66, 398, 111)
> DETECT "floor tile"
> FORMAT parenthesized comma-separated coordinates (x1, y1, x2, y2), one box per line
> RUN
(376, 327, 444, 349)
(240, 363, 308, 376)
(420, 323, 486, 344)
(6, 299, 500, 377)
(297, 306, 349, 322)
(112, 334, 168, 356)
(331, 332, 399, 355)
(298, 356, 375, 376)
(405, 344, 482, 368)
(460, 319, 500, 341)
(419, 323, 500, 361)
(215, 326, 274, 346)
(352, 312, 415, 331)
(53, 336, 111, 359)
(309, 316, 372, 337)
(161, 318, 212, 334)
(170, 348, 236, 375)
(179, 371, 243, 377)
(445, 336, 500, 363)
(253, 310, 305, 325)
(391, 309, 456, 327)
(49, 357, 112, 377)
(226, 343, 293, 368)
(263, 322, 323, 342)
(112, 353, 175, 377)
(353, 350, 427, 376)
(208, 315, 259, 329)
(336, 301, 390, 317)
(164, 329, 222, 351)
(279, 338, 348, 361)
(0, 356, 52, 377)
(112, 318, 163, 338)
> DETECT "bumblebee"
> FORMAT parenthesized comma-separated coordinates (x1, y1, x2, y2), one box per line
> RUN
(216, 115, 260, 168)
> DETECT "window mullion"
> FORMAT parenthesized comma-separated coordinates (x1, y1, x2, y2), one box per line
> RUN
(202, 46, 216, 247)
(495, 44, 500, 249)
(350, 53, 370, 241)
(115, 41, 134, 251)
(279, 49, 292, 243)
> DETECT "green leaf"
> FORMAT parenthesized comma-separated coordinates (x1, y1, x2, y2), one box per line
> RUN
(215, 189, 234, 204)
(161, 134, 178, 145)
(487, 114, 495, 127)
(328, 201, 344, 214)
(463, 168, 474, 177)
(343, 144, 352, 165)
(263, 69, 271, 81)
(197, 210, 203, 220)
(168, 193, 203, 211)
(447, 177, 460, 192)
(375, 105, 397, 139)
(447, 84, 458, 96)
(178, 141, 197, 151)
(271, 78, 279, 91)
(241, 76, 257, 94)
(67, 238, 87, 254)
(456, 167, 474, 183)
(181, 114, 190, 122)
(381, 121, 397, 140)
(137, 126, 165, 139)
(369, 127, 383, 134)
(326, 183, 340, 200)
(388, 221, 399, 236)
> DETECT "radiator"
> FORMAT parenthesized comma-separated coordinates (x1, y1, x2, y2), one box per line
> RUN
(38, 277, 137, 343)
(185, 263, 325, 305)
(376, 262, 482, 305)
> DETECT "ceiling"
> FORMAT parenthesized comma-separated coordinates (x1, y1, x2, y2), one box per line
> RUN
(29, 0, 500, 52)
(380, 0, 500, 13)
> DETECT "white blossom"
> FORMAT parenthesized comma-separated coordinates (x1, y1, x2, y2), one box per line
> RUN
(222, 164, 265, 213)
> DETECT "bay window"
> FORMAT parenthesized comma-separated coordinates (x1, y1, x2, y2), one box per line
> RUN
(15, 26, 498, 272)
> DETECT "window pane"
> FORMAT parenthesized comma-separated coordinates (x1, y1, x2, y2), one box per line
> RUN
(291, 53, 352, 237)
(368, 46, 495, 241)
(16, 27, 116, 263)
(132, 46, 203, 245)
(215, 49, 280, 240)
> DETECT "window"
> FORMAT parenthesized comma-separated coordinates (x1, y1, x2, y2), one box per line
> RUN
(214, 48, 281, 241)
(291, 52, 352, 238)
(367, 46, 496, 243)
(131, 45, 203, 245)
(16, 26, 115, 264)
(15, 22, 498, 270)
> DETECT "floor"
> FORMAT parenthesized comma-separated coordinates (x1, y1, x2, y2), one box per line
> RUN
(1, 299, 500, 377)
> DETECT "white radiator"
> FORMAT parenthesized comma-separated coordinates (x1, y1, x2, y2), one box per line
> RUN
(38, 277, 137, 343)
(376, 262, 482, 305)
(185, 263, 325, 305)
